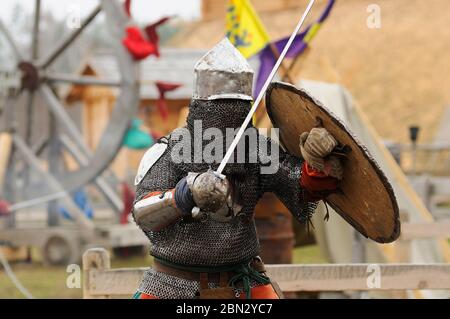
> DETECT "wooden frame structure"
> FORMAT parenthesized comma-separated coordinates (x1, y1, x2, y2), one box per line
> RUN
(82, 247, 450, 299)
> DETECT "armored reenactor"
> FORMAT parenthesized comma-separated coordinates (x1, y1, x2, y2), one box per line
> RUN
(130, 38, 350, 299)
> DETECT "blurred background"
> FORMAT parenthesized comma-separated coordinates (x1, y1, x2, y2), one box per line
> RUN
(0, 0, 449, 299)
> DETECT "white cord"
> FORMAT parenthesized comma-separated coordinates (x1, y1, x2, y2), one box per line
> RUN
(0, 248, 34, 299)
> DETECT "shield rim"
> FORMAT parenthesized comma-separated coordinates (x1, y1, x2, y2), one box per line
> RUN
(265, 81, 400, 243)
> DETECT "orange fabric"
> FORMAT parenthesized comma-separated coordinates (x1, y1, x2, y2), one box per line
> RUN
(139, 292, 159, 299)
(300, 162, 338, 200)
(143, 189, 176, 205)
(136, 284, 279, 299)
(143, 191, 162, 199)
(239, 284, 279, 299)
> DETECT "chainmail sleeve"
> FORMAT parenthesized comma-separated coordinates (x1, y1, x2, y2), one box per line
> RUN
(259, 135, 318, 224)
(132, 132, 261, 267)
(132, 143, 180, 216)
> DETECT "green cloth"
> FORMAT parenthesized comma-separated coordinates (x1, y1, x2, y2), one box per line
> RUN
(123, 118, 154, 150)
(132, 291, 142, 299)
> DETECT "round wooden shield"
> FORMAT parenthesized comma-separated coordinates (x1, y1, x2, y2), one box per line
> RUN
(266, 82, 400, 243)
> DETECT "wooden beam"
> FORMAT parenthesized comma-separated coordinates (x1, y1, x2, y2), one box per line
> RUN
(268, 264, 450, 292)
(12, 134, 94, 230)
(0, 132, 12, 191)
(428, 177, 450, 197)
(82, 255, 450, 297)
(82, 248, 111, 299)
(96, 224, 148, 248)
(401, 221, 450, 240)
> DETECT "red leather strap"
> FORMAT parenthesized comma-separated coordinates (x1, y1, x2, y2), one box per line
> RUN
(300, 162, 339, 201)
(142, 189, 176, 208)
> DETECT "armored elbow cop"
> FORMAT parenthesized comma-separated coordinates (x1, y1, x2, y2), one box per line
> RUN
(134, 171, 231, 232)
(134, 176, 198, 232)
(133, 190, 182, 232)
(134, 173, 199, 231)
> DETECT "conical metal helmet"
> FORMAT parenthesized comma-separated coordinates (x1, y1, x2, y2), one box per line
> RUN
(193, 37, 254, 101)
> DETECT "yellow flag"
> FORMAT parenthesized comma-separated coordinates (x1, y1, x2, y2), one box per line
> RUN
(226, 0, 270, 58)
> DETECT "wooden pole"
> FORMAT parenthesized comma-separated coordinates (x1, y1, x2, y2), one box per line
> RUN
(268, 43, 295, 83)
(0, 132, 12, 192)
(47, 111, 62, 226)
(82, 247, 111, 299)
(281, 46, 311, 82)
(78, 256, 450, 297)
(12, 134, 95, 230)
(397, 213, 411, 263)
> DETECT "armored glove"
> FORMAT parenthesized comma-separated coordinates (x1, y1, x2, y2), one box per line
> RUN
(300, 127, 343, 180)
(175, 170, 231, 216)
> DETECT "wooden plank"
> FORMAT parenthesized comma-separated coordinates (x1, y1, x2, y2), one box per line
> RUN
(401, 221, 450, 240)
(396, 213, 411, 262)
(433, 106, 450, 143)
(0, 227, 81, 247)
(82, 248, 111, 299)
(88, 268, 146, 296)
(13, 135, 95, 230)
(431, 208, 450, 220)
(0, 247, 28, 262)
(84, 264, 450, 296)
(428, 177, 450, 197)
(97, 224, 149, 248)
(267, 264, 450, 292)
(0, 132, 12, 190)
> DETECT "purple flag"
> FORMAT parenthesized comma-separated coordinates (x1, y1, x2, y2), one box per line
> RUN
(254, 29, 309, 96)
(254, 0, 336, 97)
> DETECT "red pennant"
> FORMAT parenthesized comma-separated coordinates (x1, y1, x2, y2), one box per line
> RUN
(155, 81, 182, 120)
(120, 183, 135, 224)
(156, 98, 169, 121)
(122, 26, 157, 60)
(0, 200, 10, 216)
(144, 16, 171, 58)
(156, 81, 182, 93)
(124, 0, 132, 17)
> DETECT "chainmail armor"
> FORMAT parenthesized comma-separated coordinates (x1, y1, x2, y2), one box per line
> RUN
(133, 99, 317, 298)
(137, 268, 264, 299)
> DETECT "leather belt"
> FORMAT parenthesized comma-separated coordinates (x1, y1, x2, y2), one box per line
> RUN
(153, 259, 232, 283)
(153, 257, 267, 285)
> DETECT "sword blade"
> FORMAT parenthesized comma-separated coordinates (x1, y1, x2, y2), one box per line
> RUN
(216, 0, 316, 175)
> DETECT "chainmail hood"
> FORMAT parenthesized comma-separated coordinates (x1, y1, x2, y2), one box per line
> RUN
(180, 98, 255, 175)
(187, 98, 251, 131)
